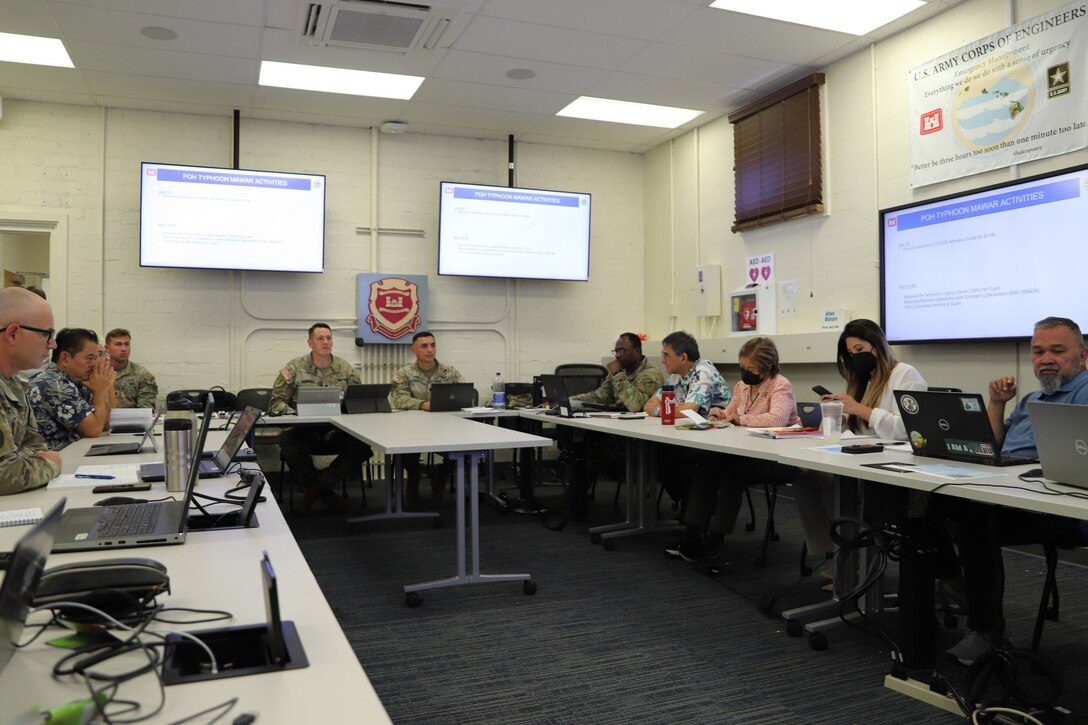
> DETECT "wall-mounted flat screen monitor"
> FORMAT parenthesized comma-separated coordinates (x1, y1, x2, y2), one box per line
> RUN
(880, 162, 1088, 344)
(140, 162, 325, 273)
(437, 181, 591, 281)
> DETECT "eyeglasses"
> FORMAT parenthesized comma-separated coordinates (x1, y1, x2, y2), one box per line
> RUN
(18, 324, 55, 343)
(611, 348, 632, 355)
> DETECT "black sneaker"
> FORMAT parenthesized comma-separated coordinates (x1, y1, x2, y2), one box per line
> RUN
(679, 538, 721, 562)
(664, 540, 684, 558)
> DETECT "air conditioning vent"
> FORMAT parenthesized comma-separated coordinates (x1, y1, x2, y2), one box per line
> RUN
(301, 0, 459, 52)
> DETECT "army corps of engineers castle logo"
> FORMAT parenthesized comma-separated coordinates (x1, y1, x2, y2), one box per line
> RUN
(365, 277, 421, 340)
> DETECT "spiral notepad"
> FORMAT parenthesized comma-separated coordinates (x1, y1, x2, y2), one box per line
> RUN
(0, 507, 44, 527)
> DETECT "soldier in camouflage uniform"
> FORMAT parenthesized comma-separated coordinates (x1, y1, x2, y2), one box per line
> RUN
(271, 323, 371, 513)
(0, 288, 62, 494)
(388, 331, 465, 501)
(106, 328, 159, 408)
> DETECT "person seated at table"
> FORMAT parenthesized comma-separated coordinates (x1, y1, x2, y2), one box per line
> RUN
(668, 336, 801, 561)
(388, 330, 464, 502)
(946, 316, 1088, 665)
(643, 331, 730, 532)
(560, 332, 665, 519)
(0, 288, 62, 493)
(28, 328, 116, 450)
(792, 319, 927, 562)
(105, 328, 159, 409)
(270, 322, 372, 513)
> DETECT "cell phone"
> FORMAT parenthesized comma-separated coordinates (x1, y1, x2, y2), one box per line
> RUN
(812, 385, 832, 396)
(92, 482, 152, 494)
(841, 443, 884, 455)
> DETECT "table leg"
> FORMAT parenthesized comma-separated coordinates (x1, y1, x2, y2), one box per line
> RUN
(589, 439, 683, 546)
(347, 453, 440, 525)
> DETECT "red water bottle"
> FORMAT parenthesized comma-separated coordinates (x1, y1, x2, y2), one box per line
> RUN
(661, 385, 676, 425)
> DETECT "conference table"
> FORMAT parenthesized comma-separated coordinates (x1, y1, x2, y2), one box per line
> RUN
(262, 409, 550, 604)
(0, 432, 391, 724)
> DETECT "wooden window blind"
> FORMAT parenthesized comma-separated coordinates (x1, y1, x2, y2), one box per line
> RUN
(729, 73, 825, 232)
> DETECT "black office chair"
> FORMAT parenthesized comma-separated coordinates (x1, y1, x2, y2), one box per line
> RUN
(554, 363, 607, 396)
(237, 387, 274, 412)
(167, 388, 239, 412)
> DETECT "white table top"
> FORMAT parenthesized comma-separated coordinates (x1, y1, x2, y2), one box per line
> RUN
(0, 437, 390, 725)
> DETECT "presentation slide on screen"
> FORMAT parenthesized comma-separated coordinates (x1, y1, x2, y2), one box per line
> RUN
(438, 182, 591, 281)
(140, 164, 325, 272)
(882, 168, 1088, 342)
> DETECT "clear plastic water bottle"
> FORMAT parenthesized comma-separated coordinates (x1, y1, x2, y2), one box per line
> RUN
(491, 372, 506, 409)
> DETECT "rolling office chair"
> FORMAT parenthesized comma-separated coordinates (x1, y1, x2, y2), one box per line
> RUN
(553, 363, 608, 396)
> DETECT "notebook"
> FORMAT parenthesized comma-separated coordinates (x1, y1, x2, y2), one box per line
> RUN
(0, 507, 44, 528)
(342, 384, 392, 414)
(894, 389, 1036, 467)
(138, 406, 259, 482)
(84, 406, 164, 456)
(296, 386, 341, 416)
(427, 383, 476, 412)
(0, 499, 65, 678)
(1027, 401, 1088, 488)
(52, 393, 214, 552)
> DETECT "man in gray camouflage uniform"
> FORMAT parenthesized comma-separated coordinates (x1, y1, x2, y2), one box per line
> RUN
(388, 330, 464, 501)
(0, 288, 62, 494)
(271, 323, 371, 513)
(106, 328, 159, 408)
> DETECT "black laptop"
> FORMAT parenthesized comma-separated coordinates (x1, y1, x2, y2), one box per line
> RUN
(84, 406, 164, 456)
(428, 383, 476, 412)
(0, 499, 65, 676)
(538, 374, 578, 417)
(342, 384, 392, 414)
(138, 406, 259, 482)
(52, 394, 215, 552)
(893, 389, 1036, 466)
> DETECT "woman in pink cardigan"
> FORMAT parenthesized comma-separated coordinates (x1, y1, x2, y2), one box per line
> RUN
(666, 336, 801, 562)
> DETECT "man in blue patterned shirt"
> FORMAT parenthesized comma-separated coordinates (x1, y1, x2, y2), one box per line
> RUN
(28, 328, 116, 450)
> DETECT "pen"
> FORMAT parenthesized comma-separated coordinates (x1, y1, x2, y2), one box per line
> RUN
(74, 474, 115, 480)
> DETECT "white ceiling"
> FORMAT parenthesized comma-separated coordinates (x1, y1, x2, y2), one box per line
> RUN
(0, 0, 962, 153)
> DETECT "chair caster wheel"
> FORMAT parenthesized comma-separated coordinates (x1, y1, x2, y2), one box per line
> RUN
(406, 592, 422, 608)
(602, 539, 616, 551)
(809, 632, 828, 651)
(590, 533, 602, 545)
(523, 580, 537, 595)
(786, 619, 803, 637)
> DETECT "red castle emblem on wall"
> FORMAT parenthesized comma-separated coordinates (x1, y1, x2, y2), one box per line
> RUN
(366, 277, 421, 340)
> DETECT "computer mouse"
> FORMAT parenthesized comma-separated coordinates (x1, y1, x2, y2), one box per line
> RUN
(95, 496, 142, 506)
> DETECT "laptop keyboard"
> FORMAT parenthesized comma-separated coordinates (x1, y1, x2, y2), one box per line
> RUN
(97, 504, 164, 537)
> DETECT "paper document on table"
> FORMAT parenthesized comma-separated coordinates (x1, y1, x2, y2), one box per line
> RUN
(908, 463, 1005, 480)
(46, 462, 145, 490)
(461, 407, 496, 415)
(680, 409, 708, 424)
(748, 426, 822, 439)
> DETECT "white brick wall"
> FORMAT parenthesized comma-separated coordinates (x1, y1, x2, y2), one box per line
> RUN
(0, 103, 644, 400)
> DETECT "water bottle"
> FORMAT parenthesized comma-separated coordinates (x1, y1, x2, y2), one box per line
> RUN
(163, 418, 192, 492)
(660, 385, 676, 425)
(491, 372, 506, 409)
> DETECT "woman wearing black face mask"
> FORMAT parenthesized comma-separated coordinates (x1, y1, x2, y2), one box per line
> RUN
(794, 319, 927, 566)
(666, 338, 801, 562)
(821, 318, 927, 438)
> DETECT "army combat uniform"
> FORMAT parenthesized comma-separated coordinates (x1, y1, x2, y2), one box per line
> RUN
(270, 354, 370, 512)
(570, 356, 665, 412)
(0, 374, 60, 495)
(388, 361, 465, 410)
(114, 361, 159, 409)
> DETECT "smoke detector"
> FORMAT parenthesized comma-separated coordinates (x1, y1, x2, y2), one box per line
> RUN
(380, 121, 408, 134)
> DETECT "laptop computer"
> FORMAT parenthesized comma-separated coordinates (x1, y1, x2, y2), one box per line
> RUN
(894, 389, 1036, 466)
(296, 386, 342, 416)
(1027, 401, 1088, 488)
(84, 406, 164, 456)
(52, 393, 215, 552)
(428, 383, 476, 412)
(342, 384, 392, 414)
(138, 406, 259, 482)
(538, 374, 579, 417)
(0, 499, 65, 677)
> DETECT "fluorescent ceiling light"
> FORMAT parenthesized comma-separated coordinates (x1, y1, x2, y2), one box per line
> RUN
(259, 61, 423, 100)
(709, 0, 925, 36)
(557, 96, 703, 129)
(0, 32, 74, 68)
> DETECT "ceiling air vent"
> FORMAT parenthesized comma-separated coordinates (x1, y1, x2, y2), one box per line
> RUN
(302, 0, 459, 52)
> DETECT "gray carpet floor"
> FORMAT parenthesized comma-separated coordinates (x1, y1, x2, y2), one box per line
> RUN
(287, 477, 1088, 724)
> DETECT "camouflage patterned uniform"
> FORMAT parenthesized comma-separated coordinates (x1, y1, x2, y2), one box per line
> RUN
(0, 373, 60, 494)
(113, 361, 158, 409)
(570, 356, 664, 412)
(269, 354, 361, 414)
(388, 361, 465, 410)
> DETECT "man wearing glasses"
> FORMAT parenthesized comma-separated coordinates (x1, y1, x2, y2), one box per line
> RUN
(570, 333, 664, 412)
(28, 328, 116, 450)
(0, 288, 63, 492)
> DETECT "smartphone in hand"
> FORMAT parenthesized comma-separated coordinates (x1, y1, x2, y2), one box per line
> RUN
(812, 385, 832, 397)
